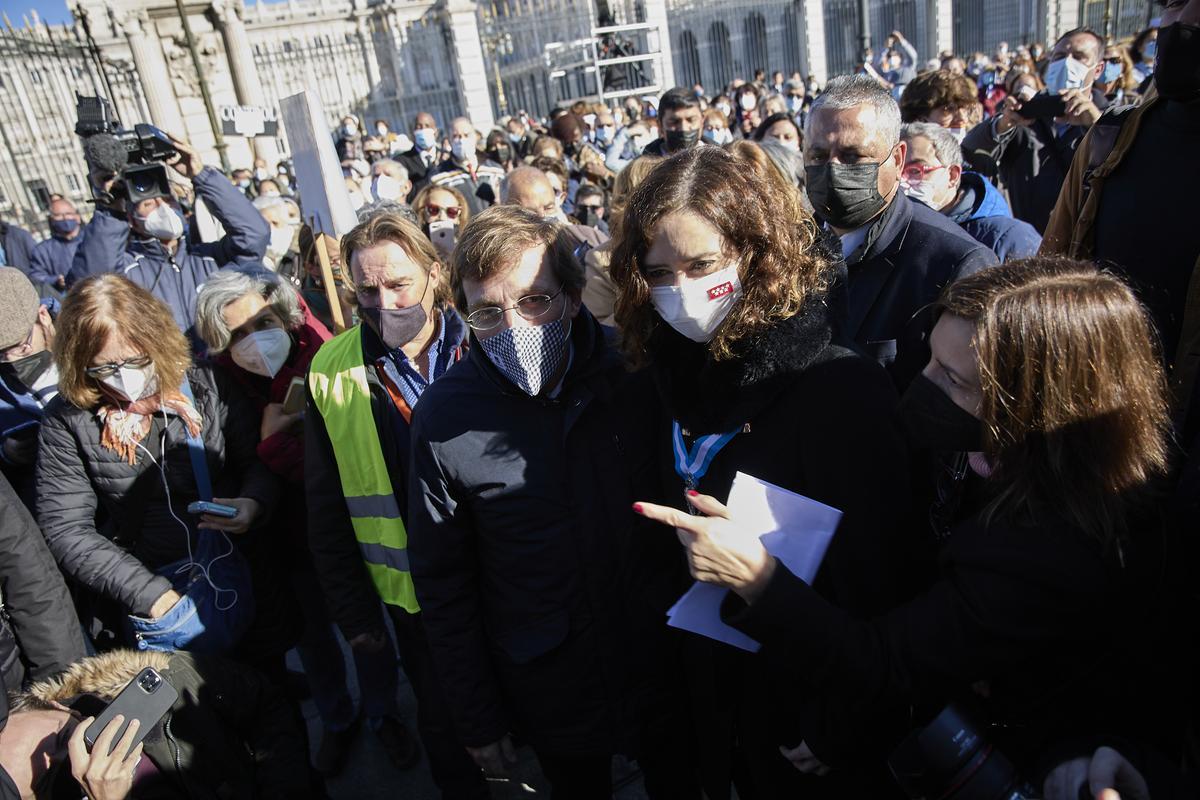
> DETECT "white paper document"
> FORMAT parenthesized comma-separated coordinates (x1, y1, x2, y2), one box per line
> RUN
(666, 472, 842, 652)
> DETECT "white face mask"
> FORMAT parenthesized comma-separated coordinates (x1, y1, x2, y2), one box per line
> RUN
(901, 178, 940, 208)
(370, 174, 404, 202)
(267, 226, 294, 264)
(451, 137, 475, 162)
(139, 204, 185, 242)
(946, 127, 967, 144)
(716, 103, 732, 117)
(230, 328, 291, 378)
(1043, 55, 1092, 93)
(376, 124, 389, 136)
(650, 264, 742, 343)
(770, 136, 801, 153)
(102, 362, 157, 402)
(740, 94, 758, 111)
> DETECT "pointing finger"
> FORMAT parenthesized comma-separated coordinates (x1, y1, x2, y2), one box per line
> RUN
(633, 501, 702, 534)
(684, 490, 730, 519)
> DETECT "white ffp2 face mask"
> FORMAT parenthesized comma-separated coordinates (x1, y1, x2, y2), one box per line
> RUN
(140, 204, 185, 242)
(102, 362, 157, 402)
(230, 328, 292, 378)
(650, 265, 742, 343)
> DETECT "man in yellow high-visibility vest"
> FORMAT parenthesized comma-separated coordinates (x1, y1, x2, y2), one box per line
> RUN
(305, 212, 485, 797)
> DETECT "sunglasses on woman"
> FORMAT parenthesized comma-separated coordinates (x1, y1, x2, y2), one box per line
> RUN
(425, 203, 461, 219)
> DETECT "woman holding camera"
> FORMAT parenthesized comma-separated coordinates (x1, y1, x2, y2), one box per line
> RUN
(635, 257, 1177, 780)
(609, 146, 923, 797)
(36, 274, 279, 660)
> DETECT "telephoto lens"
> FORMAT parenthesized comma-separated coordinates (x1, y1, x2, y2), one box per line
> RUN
(888, 704, 1039, 800)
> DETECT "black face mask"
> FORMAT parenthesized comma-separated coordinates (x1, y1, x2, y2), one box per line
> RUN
(805, 155, 893, 229)
(491, 144, 512, 163)
(360, 276, 431, 352)
(897, 373, 983, 453)
(0, 349, 52, 390)
(1154, 23, 1200, 102)
(665, 128, 700, 152)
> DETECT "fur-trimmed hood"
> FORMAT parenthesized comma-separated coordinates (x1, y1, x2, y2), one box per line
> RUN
(19, 650, 170, 708)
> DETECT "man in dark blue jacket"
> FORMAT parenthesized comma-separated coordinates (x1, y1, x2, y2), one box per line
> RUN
(0, 269, 59, 512)
(28, 198, 83, 297)
(69, 135, 268, 347)
(805, 75, 998, 391)
(0, 219, 35, 275)
(900, 122, 1041, 263)
(408, 205, 692, 798)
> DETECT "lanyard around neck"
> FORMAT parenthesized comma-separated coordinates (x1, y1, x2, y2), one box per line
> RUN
(671, 420, 742, 491)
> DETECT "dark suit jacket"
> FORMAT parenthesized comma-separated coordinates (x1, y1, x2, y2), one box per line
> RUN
(840, 192, 998, 391)
(397, 146, 441, 202)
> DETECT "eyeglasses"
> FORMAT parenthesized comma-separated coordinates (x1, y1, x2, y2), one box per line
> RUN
(466, 286, 563, 331)
(0, 325, 36, 363)
(85, 355, 152, 379)
(425, 203, 461, 219)
(901, 163, 947, 182)
(1105, 56, 1123, 64)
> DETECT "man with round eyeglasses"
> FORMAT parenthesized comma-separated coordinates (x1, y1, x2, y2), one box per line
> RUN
(406, 204, 695, 797)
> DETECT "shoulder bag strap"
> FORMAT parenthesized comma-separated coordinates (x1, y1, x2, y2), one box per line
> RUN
(177, 376, 212, 502)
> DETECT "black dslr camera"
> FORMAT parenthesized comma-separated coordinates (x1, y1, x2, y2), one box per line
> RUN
(889, 705, 1039, 800)
(75, 93, 178, 206)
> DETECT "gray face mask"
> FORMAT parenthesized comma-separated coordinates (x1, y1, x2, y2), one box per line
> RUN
(805, 153, 894, 229)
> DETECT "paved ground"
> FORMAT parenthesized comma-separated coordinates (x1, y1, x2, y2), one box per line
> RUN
(287, 635, 649, 799)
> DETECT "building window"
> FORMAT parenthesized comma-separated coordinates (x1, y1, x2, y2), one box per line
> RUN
(65, 174, 81, 192)
(782, 7, 802, 75)
(677, 30, 702, 89)
(26, 180, 51, 211)
(707, 21, 733, 88)
(742, 13, 768, 78)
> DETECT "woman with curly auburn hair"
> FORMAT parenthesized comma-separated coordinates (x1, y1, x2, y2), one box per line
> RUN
(609, 145, 924, 798)
(635, 257, 1178, 789)
(36, 274, 281, 658)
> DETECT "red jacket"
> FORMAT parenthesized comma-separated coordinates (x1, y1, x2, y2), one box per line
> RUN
(215, 304, 331, 484)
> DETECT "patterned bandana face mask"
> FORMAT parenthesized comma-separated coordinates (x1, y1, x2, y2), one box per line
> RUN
(478, 303, 571, 397)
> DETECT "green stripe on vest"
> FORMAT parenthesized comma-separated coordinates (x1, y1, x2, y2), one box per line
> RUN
(309, 327, 419, 613)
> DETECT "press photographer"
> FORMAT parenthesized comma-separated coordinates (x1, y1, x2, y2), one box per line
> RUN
(67, 97, 268, 350)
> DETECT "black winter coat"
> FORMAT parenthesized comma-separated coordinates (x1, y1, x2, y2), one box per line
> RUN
(837, 191, 997, 391)
(723, 503, 1177, 776)
(407, 309, 674, 754)
(0, 470, 86, 688)
(35, 364, 278, 617)
(642, 296, 926, 797)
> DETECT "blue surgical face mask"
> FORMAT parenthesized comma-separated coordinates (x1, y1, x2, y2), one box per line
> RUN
(414, 128, 437, 150)
(507, 131, 522, 144)
(1144, 40, 1156, 61)
(1044, 55, 1092, 93)
(50, 218, 79, 237)
(1101, 61, 1123, 84)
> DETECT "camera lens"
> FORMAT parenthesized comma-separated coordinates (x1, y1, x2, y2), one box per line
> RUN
(139, 672, 161, 692)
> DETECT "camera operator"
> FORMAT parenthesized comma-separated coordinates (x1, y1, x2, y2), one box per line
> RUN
(69, 133, 269, 350)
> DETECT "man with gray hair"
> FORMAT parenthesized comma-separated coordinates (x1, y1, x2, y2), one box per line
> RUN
(805, 74, 996, 390)
(367, 159, 411, 203)
(899, 122, 1041, 261)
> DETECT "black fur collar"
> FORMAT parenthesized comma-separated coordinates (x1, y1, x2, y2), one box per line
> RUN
(650, 290, 835, 434)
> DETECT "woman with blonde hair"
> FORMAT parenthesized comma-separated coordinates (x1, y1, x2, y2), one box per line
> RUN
(636, 257, 1174, 785)
(610, 145, 918, 797)
(411, 183, 471, 259)
(37, 274, 278, 657)
(580, 155, 662, 325)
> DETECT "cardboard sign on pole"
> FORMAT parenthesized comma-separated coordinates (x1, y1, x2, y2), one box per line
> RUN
(281, 90, 357, 332)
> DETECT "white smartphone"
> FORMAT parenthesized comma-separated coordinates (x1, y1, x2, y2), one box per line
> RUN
(429, 219, 456, 255)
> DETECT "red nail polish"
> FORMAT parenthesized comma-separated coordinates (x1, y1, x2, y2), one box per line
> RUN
(686, 490, 699, 497)
(632, 503, 644, 514)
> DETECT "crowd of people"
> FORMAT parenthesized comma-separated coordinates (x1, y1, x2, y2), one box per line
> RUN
(0, 3, 1197, 798)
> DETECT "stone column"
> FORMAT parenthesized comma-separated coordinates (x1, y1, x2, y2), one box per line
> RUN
(641, 0, 676, 90)
(211, 0, 279, 164)
(927, 0, 954, 59)
(799, 0, 829, 86)
(444, 0, 495, 131)
(118, 9, 187, 134)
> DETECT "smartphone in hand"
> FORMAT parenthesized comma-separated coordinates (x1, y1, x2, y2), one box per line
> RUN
(187, 501, 238, 518)
(429, 220, 457, 255)
(281, 376, 306, 415)
(84, 668, 179, 758)
(1017, 92, 1068, 119)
